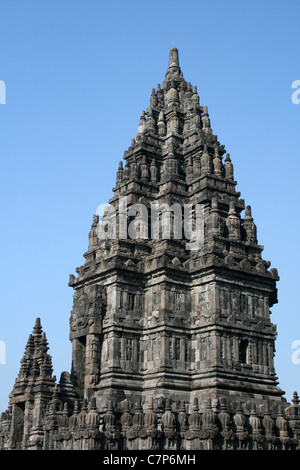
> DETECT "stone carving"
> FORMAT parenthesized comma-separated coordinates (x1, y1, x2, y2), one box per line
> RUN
(70, 284, 105, 333)
(1, 47, 298, 451)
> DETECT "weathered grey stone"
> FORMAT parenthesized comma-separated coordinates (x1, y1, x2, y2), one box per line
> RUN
(0, 47, 299, 451)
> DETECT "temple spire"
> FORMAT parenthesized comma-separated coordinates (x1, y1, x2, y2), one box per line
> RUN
(165, 46, 182, 82)
(168, 46, 179, 68)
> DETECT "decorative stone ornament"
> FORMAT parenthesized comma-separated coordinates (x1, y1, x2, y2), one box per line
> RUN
(0, 47, 298, 451)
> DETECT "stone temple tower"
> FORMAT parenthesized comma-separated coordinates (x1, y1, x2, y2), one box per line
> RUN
(69, 46, 281, 407)
(1, 48, 299, 451)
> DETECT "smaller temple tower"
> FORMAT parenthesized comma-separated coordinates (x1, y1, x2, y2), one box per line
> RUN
(3, 319, 56, 449)
(1, 319, 75, 449)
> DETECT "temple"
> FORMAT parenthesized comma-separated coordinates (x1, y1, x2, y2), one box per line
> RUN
(0, 48, 299, 450)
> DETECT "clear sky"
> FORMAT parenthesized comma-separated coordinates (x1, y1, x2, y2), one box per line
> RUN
(0, 0, 299, 413)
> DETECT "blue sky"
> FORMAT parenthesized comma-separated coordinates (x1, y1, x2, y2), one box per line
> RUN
(0, 0, 299, 412)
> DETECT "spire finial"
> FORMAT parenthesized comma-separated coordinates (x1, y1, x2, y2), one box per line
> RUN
(169, 46, 179, 68)
(33, 317, 42, 336)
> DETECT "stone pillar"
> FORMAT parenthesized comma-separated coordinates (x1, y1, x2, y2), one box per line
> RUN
(71, 336, 86, 397)
(8, 402, 26, 449)
(28, 395, 47, 450)
(180, 338, 185, 365)
(233, 337, 239, 363)
(160, 332, 168, 368)
(85, 333, 101, 397)
(268, 343, 274, 372)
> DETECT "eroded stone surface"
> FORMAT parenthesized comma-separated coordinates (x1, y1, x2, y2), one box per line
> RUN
(1, 48, 299, 450)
